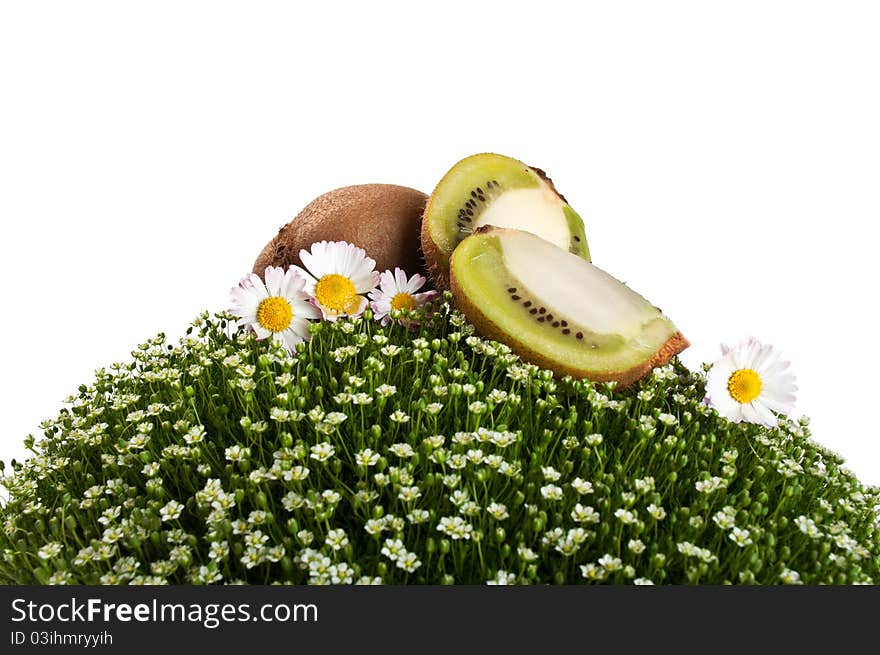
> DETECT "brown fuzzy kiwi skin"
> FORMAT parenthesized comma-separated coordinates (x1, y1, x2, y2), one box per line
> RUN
(420, 154, 569, 291)
(449, 257, 690, 389)
(253, 184, 429, 280)
(419, 210, 452, 290)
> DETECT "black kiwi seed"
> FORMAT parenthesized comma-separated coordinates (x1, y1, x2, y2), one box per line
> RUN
(576, 332, 584, 339)
(523, 300, 532, 307)
(466, 209, 474, 216)
(552, 321, 560, 328)
(511, 295, 520, 300)
(574, 236, 581, 242)
(529, 308, 537, 314)
(562, 329, 571, 335)
(538, 307, 546, 314)
(546, 314, 554, 321)
(476, 187, 483, 195)
(507, 287, 517, 293)
(560, 320, 568, 327)
(538, 317, 545, 323)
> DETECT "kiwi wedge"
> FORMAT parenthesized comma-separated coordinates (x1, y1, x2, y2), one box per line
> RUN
(450, 227, 688, 387)
(421, 153, 590, 288)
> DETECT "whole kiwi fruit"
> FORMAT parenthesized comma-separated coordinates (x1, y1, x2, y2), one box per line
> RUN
(253, 184, 429, 279)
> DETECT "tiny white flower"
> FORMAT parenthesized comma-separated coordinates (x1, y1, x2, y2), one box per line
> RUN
(598, 554, 623, 571)
(487, 570, 517, 585)
(571, 504, 600, 524)
(381, 538, 406, 561)
(425, 402, 444, 415)
(388, 443, 415, 458)
(695, 477, 728, 494)
(38, 542, 63, 560)
(437, 516, 473, 540)
(540, 484, 564, 501)
(780, 568, 802, 584)
(794, 515, 822, 538)
(570, 478, 594, 495)
(647, 503, 667, 520)
(633, 477, 655, 494)
(325, 529, 349, 551)
(364, 519, 385, 536)
(310, 442, 336, 462)
(389, 410, 410, 424)
(355, 448, 380, 467)
(160, 500, 184, 523)
(541, 466, 562, 482)
(729, 527, 753, 547)
(628, 539, 646, 554)
(407, 509, 430, 524)
(375, 384, 397, 399)
(657, 413, 678, 427)
(468, 401, 487, 414)
(486, 502, 509, 520)
(398, 486, 422, 502)
(225, 445, 250, 462)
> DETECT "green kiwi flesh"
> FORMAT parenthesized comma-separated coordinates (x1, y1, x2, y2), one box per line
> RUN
(421, 153, 589, 288)
(450, 227, 688, 387)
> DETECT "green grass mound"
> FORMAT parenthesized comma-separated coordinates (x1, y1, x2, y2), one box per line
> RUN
(1, 299, 878, 584)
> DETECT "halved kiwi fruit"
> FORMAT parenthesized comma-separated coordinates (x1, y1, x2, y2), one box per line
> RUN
(421, 153, 590, 288)
(450, 227, 688, 387)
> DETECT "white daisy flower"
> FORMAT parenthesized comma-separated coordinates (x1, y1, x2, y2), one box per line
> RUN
(291, 241, 379, 320)
(704, 338, 797, 428)
(368, 268, 438, 326)
(229, 266, 320, 351)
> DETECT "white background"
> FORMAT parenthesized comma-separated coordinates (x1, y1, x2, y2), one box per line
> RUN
(1, 1, 878, 485)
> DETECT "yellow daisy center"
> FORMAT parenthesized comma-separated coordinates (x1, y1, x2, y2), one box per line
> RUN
(390, 292, 417, 311)
(727, 368, 763, 404)
(256, 296, 293, 332)
(314, 274, 359, 312)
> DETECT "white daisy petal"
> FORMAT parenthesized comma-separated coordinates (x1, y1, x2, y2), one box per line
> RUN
(264, 266, 285, 296)
(413, 290, 439, 304)
(289, 265, 317, 294)
(290, 317, 313, 339)
(349, 295, 368, 316)
(751, 401, 778, 428)
(299, 243, 328, 280)
(740, 402, 761, 424)
(394, 267, 408, 290)
(252, 323, 271, 340)
(280, 268, 305, 297)
(293, 298, 322, 321)
(760, 359, 791, 378)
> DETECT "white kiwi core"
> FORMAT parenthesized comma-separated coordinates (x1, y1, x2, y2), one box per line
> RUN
(500, 230, 659, 336)
(474, 187, 570, 251)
